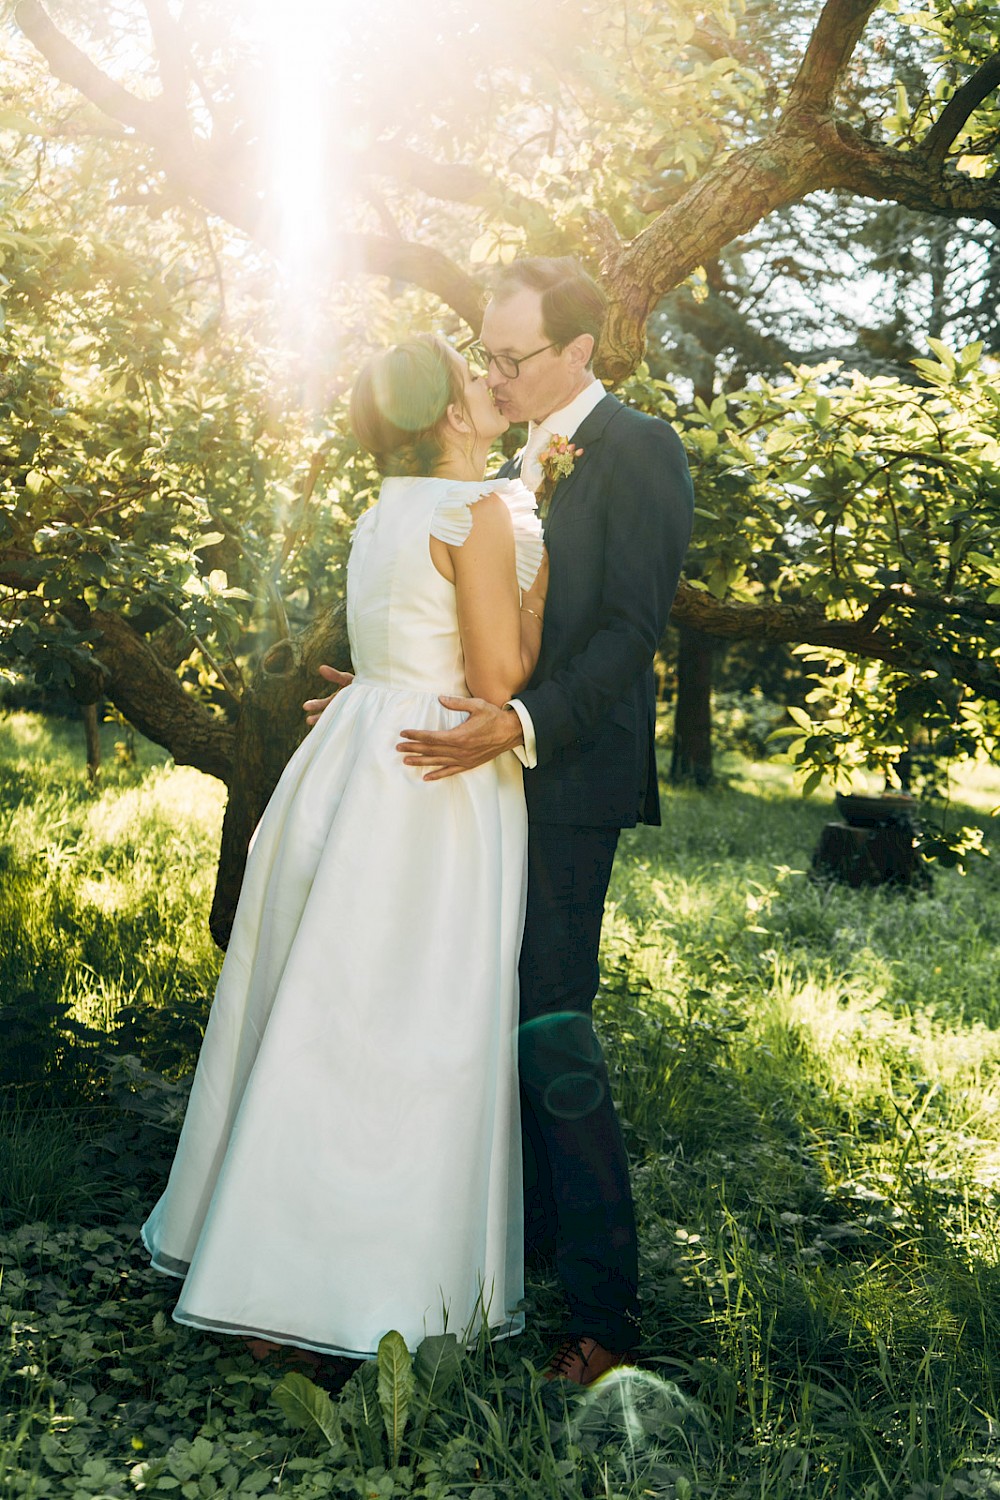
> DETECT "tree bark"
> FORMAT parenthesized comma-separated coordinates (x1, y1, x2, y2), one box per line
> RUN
(670, 624, 715, 787)
(82, 701, 101, 783)
(669, 584, 1000, 702)
(82, 608, 237, 784)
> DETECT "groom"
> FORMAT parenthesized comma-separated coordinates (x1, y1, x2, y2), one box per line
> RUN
(314, 258, 693, 1383)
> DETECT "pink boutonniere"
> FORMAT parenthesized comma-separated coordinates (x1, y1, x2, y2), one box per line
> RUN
(537, 435, 584, 517)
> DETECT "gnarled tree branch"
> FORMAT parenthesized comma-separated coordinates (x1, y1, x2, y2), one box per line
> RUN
(785, 0, 882, 115)
(343, 235, 485, 329)
(15, 0, 164, 135)
(142, 0, 192, 135)
(820, 117, 1000, 225)
(68, 607, 237, 784)
(598, 103, 1000, 381)
(359, 141, 491, 204)
(14, 0, 485, 328)
(921, 52, 1000, 165)
(670, 582, 1000, 703)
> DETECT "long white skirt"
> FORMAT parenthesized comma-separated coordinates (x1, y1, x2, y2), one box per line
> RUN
(141, 681, 526, 1357)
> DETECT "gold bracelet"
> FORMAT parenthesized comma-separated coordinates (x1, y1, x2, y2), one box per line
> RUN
(521, 605, 543, 623)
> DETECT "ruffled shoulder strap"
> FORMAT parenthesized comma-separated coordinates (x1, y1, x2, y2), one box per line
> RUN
(429, 478, 544, 592)
(349, 505, 377, 544)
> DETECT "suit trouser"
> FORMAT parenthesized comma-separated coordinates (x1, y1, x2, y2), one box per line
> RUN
(518, 821, 641, 1352)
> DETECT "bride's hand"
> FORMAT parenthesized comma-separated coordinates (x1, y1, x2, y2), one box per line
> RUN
(303, 664, 354, 726)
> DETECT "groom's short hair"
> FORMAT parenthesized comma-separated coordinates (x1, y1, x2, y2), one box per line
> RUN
(491, 257, 606, 362)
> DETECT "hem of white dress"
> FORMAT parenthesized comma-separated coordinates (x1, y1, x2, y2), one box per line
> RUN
(142, 1223, 188, 1280)
(167, 1305, 525, 1362)
(143, 1227, 526, 1359)
(141, 1224, 190, 1284)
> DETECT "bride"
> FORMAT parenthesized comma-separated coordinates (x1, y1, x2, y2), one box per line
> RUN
(142, 335, 547, 1360)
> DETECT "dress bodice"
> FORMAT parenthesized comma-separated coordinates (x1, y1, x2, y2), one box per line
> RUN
(346, 476, 542, 696)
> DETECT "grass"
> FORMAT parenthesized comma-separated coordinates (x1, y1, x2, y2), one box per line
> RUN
(3, 708, 1000, 1497)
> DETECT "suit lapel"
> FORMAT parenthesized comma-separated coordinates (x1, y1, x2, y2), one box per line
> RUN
(543, 392, 620, 523)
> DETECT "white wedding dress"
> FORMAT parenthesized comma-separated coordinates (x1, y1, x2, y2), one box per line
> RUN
(142, 476, 543, 1358)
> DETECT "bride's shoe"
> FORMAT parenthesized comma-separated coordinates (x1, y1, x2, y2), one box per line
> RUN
(243, 1337, 321, 1371)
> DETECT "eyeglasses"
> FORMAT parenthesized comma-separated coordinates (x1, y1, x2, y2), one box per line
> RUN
(466, 340, 558, 380)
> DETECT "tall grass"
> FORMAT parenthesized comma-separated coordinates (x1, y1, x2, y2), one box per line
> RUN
(3, 709, 1000, 1497)
(0, 711, 224, 1025)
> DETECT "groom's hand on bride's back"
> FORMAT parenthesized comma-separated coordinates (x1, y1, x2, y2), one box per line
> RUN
(303, 664, 354, 726)
(397, 698, 524, 779)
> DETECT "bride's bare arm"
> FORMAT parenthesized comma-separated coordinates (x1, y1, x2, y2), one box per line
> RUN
(449, 493, 545, 708)
(517, 550, 548, 685)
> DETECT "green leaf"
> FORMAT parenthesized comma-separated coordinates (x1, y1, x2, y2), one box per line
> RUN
(0, 110, 39, 133)
(926, 336, 956, 371)
(377, 1329, 414, 1466)
(413, 1332, 463, 1404)
(763, 427, 799, 456)
(469, 230, 498, 264)
(959, 340, 984, 371)
(272, 1371, 341, 1449)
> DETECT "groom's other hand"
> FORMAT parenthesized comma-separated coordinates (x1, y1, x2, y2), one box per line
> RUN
(303, 664, 354, 726)
(398, 698, 523, 780)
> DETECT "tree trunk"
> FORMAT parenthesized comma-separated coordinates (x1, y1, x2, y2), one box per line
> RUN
(82, 701, 101, 782)
(209, 603, 351, 949)
(670, 624, 715, 787)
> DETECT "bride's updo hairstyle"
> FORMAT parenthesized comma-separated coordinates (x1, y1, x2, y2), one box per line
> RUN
(350, 335, 467, 477)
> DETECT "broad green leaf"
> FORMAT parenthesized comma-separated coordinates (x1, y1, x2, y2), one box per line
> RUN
(909, 358, 949, 385)
(763, 427, 799, 456)
(377, 1329, 414, 1466)
(0, 110, 39, 133)
(926, 337, 957, 372)
(272, 1371, 341, 1449)
(357, 1358, 379, 1429)
(413, 1332, 463, 1404)
(469, 230, 498, 264)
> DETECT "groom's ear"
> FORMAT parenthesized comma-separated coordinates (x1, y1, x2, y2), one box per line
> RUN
(565, 333, 595, 372)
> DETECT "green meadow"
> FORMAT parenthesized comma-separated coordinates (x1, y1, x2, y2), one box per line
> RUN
(3, 709, 1000, 1499)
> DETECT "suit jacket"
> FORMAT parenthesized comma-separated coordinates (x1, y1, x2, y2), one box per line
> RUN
(502, 392, 693, 828)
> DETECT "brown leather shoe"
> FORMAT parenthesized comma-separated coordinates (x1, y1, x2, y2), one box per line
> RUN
(543, 1335, 630, 1386)
(243, 1337, 321, 1372)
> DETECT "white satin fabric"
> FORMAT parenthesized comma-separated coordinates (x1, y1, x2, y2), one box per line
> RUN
(142, 477, 542, 1358)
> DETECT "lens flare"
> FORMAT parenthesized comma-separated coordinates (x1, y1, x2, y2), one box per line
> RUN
(519, 1011, 606, 1120)
(250, 0, 346, 289)
(570, 1367, 710, 1483)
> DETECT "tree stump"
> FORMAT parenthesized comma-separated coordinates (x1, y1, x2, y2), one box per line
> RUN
(811, 794, 931, 890)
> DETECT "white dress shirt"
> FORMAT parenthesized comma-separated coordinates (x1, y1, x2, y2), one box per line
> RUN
(507, 378, 607, 768)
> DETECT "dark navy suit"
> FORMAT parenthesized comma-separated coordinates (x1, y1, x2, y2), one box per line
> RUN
(502, 391, 693, 1351)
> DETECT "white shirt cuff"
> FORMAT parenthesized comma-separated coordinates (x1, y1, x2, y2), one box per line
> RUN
(505, 698, 537, 769)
